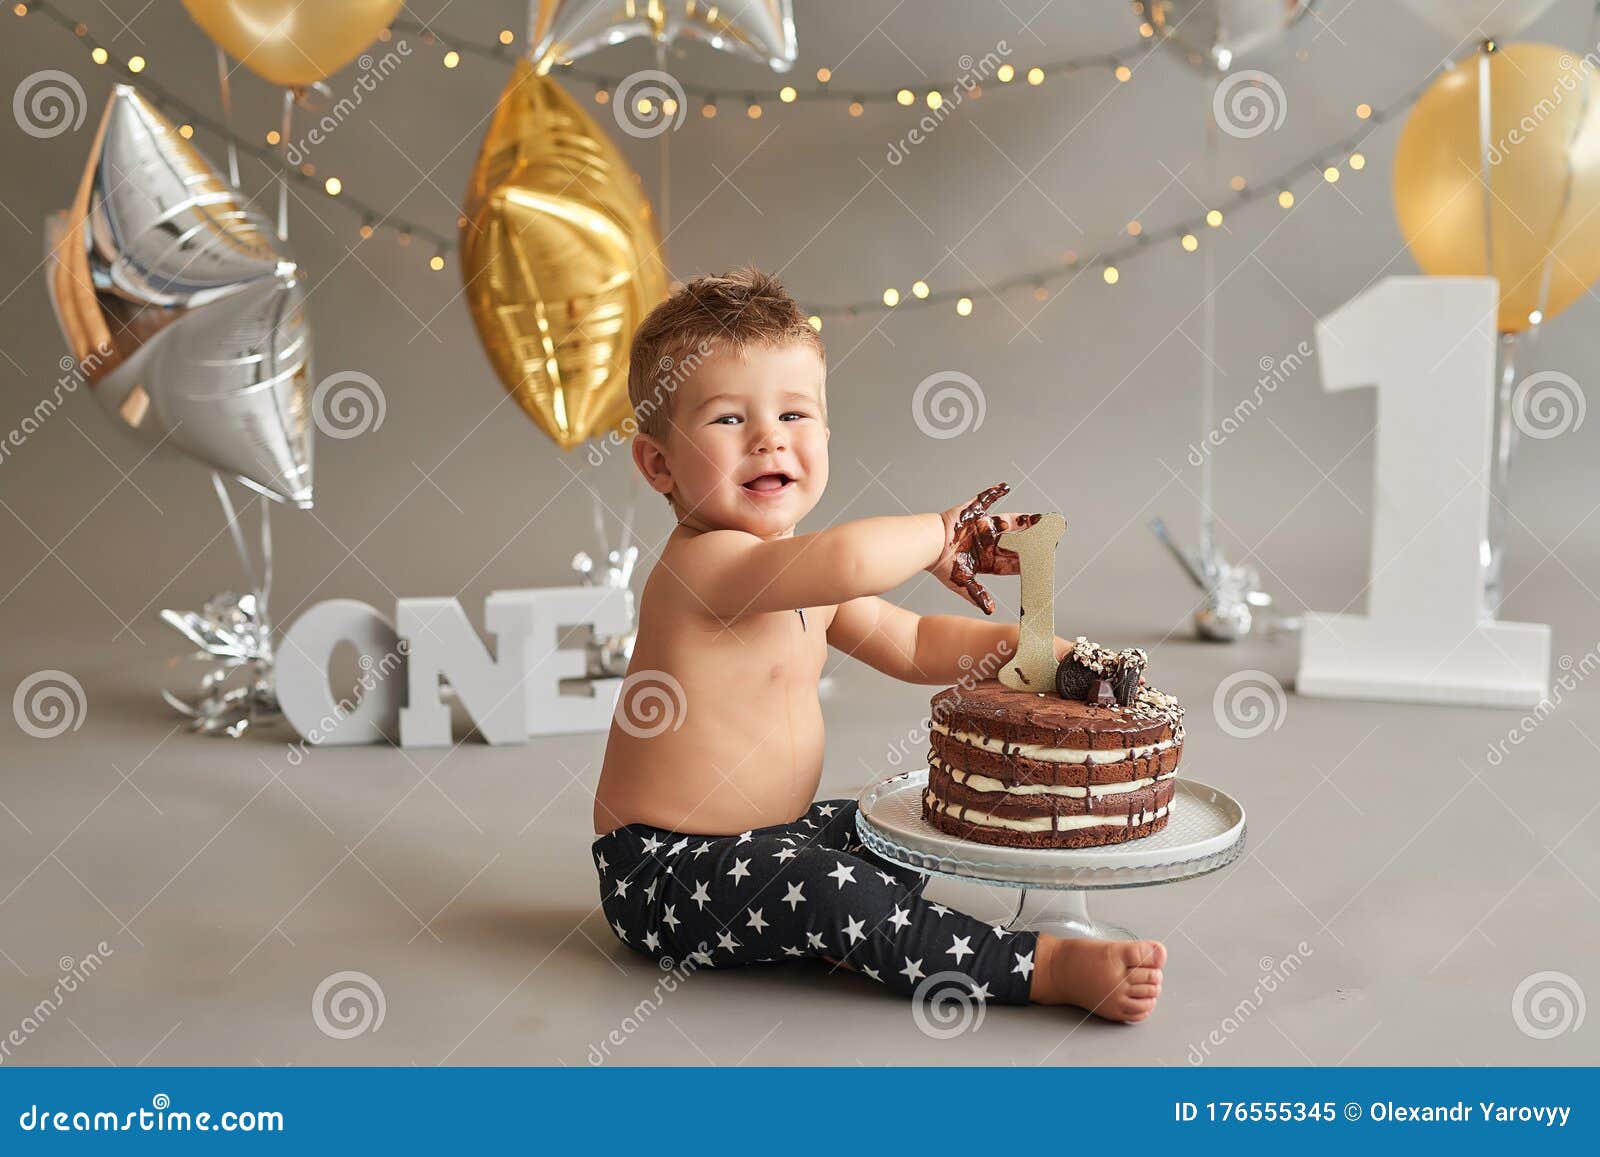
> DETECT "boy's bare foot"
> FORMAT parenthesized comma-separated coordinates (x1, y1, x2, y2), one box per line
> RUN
(1031, 935, 1166, 1022)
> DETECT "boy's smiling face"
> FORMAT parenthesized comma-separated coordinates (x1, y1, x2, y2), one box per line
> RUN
(635, 341, 829, 539)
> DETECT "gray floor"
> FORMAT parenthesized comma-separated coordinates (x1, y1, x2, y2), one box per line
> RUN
(3, 576, 1598, 1068)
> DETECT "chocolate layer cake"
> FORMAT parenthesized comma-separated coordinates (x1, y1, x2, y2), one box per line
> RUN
(922, 679, 1185, 849)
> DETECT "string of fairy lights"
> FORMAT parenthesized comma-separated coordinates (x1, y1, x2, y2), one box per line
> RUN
(15, 0, 1434, 319)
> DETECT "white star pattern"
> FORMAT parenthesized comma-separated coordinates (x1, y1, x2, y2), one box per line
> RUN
(662, 905, 680, 930)
(716, 930, 740, 953)
(929, 903, 951, 918)
(806, 931, 826, 950)
(613, 878, 630, 899)
(641, 834, 664, 854)
(691, 949, 713, 966)
(782, 945, 804, 957)
(887, 905, 912, 932)
(991, 924, 1011, 939)
(726, 858, 751, 884)
(773, 846, 799, 862)
(692, 841, 712, 858)
(782, 882, 806, 911)
(612, 920, 628, 942)
(947, 935, 973, 964)
(667, 837, 689, 857)
(801, 819, 816, 829)
(595, 853, 609, 874)
(862, 966, 882, 982)
(690, 881, 712, 910)
(644, 879, 658, 902)
(900, 957, 925, 983)
(817, 804, 837, 817)
(736, 830, 754, 845)
(969, 981, 991, 1002)
(643, 930, 660, 952)
(827, 862, 857, 890)
(1012, 950, 1035, 979)
(746, 908, 769, 933)
(842, 915, 866, 945)
(875, 870, 900, 887)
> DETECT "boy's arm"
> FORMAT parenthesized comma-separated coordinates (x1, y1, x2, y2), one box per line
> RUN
(828, 600, 1075, 685)
(675, 516, 946, 622)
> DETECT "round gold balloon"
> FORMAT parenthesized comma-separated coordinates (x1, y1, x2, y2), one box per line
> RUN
(1394, 43, 1600, 333)
(461, 62, 668, 451)
(180, 0, 403, 89)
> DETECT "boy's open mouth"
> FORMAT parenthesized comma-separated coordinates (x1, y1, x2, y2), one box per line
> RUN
(741, 472, 795, 495)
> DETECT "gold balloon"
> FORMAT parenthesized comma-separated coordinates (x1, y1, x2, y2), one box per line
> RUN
(180, 0, 403, 88)
(461, 62, 667, 451)
(1394, 43, 1600, 333)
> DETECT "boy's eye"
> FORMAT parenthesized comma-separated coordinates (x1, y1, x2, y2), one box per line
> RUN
(780, 411, 807, 421)
(710, 414, 742, 425)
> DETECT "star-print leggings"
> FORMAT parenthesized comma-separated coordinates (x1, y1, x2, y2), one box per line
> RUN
(593, 798, 1041, 1004)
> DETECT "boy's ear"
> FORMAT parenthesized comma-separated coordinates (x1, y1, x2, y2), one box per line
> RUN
(632, 432, 674, 496)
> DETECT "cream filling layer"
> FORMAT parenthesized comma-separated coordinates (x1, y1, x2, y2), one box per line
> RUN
(931, 721, 1177, 765)
(925, 789, 1168, 831)
(933, 756, 1176, 798)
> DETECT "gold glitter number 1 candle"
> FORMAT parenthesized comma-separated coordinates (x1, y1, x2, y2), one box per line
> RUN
(998, 512, 1066, 693)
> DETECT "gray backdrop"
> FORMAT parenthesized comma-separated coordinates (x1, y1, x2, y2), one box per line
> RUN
(0, 2, 1597, 1066)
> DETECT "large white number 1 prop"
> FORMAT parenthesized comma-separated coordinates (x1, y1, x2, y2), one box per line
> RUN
(998, 512, 1066, 692)
(1297, 277, 1550, 708)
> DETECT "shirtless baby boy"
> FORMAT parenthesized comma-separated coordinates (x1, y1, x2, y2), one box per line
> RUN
(592, 268, 1164, 1021)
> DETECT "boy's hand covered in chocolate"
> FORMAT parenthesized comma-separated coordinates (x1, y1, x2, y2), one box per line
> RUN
(927, 481, 1041, 615)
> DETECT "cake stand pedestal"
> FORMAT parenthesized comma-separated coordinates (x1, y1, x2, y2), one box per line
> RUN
(855, 769, 1247, 940)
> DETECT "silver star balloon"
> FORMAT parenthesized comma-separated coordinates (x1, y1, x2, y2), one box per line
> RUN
(530, 0, 797, 73)
(1145, 0, 1314, 73)
(45, 84, 314, 508)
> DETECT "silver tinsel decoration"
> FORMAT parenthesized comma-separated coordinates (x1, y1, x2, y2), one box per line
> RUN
(160, 591, 280, 737)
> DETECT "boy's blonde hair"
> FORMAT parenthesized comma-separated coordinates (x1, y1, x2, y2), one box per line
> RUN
(627, 267, 825, 441)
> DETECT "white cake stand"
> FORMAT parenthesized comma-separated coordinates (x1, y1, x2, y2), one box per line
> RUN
(856, 769, 1246, 940)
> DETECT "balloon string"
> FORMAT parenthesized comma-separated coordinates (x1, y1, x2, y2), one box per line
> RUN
(1476, 46, 1495, 281)
(211, 472, 262, 597)
(214, 46, 240, 189)
(655, 38, 672, 260)
(277, 89, 293, 242)
(1198, 89, 1219, 576)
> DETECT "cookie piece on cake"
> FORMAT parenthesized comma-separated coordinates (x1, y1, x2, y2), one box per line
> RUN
(923, 678, 1185, 849)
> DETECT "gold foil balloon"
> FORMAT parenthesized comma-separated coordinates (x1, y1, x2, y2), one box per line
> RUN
(461, 62, 667, 451)
(180, 0, 404, 88)
(45, 85, 313, 506)
(531, 0, 796, 73)
(1394, 44, 1600, 334)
